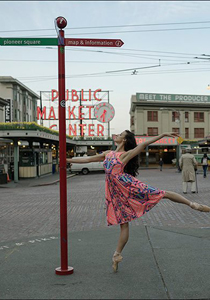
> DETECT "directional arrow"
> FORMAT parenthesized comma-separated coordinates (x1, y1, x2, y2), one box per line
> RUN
(65, 38, 124, 47)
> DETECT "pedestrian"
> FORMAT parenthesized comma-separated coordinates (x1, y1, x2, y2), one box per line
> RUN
(201, 153, 210, 178)
(67, 130, 210, 273)
(179, 149, 198, 194)
(159, 158, 164, 171)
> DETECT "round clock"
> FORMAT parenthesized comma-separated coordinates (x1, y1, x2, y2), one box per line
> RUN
(94, 102, 115, 123)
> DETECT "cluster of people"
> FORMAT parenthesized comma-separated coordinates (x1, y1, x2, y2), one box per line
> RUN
(67, 130, 210, 273)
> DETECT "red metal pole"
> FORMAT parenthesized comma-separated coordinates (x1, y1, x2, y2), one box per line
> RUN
(55, 17, 74, 275)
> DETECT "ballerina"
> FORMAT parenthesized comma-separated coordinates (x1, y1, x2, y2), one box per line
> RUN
(67, 130, 210, 272)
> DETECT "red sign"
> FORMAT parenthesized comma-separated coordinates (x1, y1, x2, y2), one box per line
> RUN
(65, 38, 124, 47)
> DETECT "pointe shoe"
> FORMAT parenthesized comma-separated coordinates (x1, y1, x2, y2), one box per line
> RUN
(112, 251, 123, 272)
(190, 202, 210, 212)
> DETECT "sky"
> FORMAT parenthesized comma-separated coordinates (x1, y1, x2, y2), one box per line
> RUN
(1, 1, 210, 136)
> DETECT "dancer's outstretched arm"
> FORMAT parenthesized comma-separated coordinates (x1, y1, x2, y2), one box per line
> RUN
(66, 150, 111, 164)
(121, 132, 179, 165)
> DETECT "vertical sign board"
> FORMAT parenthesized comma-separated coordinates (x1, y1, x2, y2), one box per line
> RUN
(5, 99, 12, 122)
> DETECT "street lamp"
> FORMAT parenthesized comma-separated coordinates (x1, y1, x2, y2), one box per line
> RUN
(160, 108, 182, 169)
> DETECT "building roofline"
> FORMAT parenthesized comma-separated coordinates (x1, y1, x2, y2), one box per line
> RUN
(0, 97, 9, 106)
(130, 101, 210, 112)
(0, 76, 39, 99)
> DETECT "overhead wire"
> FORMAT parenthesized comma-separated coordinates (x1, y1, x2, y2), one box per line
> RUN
(1, 20, 210, 33)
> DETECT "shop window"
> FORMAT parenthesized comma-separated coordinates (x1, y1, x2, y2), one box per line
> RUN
(194, 128, 204, 138)
(185, 112, 189, 122)
(172, 111, 180, 122)
(147, 111, 158, 121)
(172, 128, 180, 134)
(185, 128, 189, 138)
(194, 112, 204, 122)
(148, 127, 158, 136)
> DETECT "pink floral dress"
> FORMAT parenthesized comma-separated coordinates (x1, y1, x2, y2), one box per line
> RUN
(103, 151, 166, 226)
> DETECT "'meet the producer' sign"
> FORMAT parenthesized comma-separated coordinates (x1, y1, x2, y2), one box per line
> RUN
(136, 93, 210, 103)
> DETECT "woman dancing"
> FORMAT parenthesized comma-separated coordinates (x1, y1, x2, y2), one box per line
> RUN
(67, 131, 210, 272)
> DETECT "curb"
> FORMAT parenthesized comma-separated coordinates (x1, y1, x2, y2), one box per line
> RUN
(31, 173, 77, 187)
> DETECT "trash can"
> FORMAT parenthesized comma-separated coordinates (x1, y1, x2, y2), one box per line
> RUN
(0, 173, 7, 184)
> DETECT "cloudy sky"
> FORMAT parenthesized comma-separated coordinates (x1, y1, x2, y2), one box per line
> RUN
(1, 1, 210, 136)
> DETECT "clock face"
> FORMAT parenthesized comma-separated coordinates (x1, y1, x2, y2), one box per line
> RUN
(94, 102, 115, 123)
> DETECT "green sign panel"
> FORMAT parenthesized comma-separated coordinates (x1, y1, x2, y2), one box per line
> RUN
(136, 92, 210, 103)
(0, 38, 58, 46)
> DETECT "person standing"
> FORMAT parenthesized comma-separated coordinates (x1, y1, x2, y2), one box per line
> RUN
(159, 158, 164, 171)
(201, 153, 210, 178)
(179, 149, 198, 194)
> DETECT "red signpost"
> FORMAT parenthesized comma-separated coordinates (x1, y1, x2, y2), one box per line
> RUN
(54, 17, 124, 276)
(55, 17, 74, 276)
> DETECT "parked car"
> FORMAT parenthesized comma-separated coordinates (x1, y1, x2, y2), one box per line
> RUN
(69, 160, 104, 175)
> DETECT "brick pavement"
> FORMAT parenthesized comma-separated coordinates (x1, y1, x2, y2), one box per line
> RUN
(0, 169, 210, 244)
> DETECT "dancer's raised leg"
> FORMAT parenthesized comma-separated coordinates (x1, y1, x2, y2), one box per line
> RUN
(112, 223, 129, 272)
(163, 191, 210, 212)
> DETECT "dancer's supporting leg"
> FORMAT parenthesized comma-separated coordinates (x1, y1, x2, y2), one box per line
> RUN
(163, 191, 210, 212)
(112, 223, 129, 272)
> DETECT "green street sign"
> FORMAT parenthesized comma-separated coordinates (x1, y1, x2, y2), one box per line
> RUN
(0, 38, 58, 46)
(136, 92, 210, 103)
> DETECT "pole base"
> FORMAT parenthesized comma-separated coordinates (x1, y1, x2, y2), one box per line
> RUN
(55, 266, 74, 275)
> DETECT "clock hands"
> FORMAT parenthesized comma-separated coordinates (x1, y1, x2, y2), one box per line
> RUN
(100, 109, 107, 122)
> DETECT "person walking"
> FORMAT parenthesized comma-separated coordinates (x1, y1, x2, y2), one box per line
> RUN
(201, 153, 210, 178)
(179, 149, 198, 194)
(67, 131, 210, 273)
(159, 158, 164, 171)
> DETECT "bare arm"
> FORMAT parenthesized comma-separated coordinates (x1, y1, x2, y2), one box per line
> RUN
(66, 150, 111, 164)
(121, 132, 179, 165)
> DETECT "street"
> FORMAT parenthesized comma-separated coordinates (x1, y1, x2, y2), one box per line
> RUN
(1, 169, 210, 244)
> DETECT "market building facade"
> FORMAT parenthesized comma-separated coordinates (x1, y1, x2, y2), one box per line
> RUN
(130, 92, 210, 166)
(0, 77, 113, 183)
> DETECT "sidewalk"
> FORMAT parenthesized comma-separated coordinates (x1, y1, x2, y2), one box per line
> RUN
(0, 172, 76, 188)
(1, 169, 210, 299)
(0, 224, 210, 299)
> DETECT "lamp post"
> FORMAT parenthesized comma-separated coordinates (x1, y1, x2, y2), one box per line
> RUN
(160, 108, 182, 170)
(175, 111, 182, 170)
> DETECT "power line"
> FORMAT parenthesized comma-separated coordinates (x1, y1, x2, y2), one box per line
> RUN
(14, 25, 210, 37)
(14, 61, 210, 82)
(1, 20, 210, 33)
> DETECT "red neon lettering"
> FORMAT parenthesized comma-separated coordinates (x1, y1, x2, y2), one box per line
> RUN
(68, 106, 76, 119)
(88, 124, 94, 136)
(51, 89, 58, 101)
(69, 124, 77, 136)
(89, 89, 92, 101)
(81, 89, 87, 101)
(79, 106, 85, 120)
(37, 106, 46, 120)
(48, 106, 56, 120)
(49, 124, 57, 129)
(94, 89, 102, 101)
(66, 89, 69, 101)
(168, 138, 171, 144)
(79, 124, 86, 136)
(97, 124, 104, 136)
(72, 90, 79, 102)
(86, 105, 94, 118)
